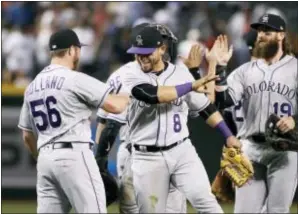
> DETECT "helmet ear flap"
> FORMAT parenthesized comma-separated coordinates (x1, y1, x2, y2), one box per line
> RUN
(150, 23, 178, 62)
(151, 23, 178, 43)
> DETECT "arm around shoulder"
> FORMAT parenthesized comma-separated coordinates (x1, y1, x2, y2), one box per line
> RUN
(102, 93, 130, 114)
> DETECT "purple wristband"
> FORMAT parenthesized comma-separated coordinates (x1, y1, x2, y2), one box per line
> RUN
(175, 82, 192, 97)
(215, 120, 233, 140)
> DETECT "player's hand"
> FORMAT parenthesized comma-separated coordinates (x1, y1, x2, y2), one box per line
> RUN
(276, 116, 295, 133)
(205, 39, 220, 64)
(192, 73, 219, 93)
(226, 136, 242, 149)
(206, 35, 233, 66)
(178, 44, 204, 69)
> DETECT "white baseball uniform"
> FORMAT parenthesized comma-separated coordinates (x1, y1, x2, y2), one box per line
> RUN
(224, 55, 298, 213)
(97, 61, 187, 213)
(121, 61, 223, 213)
(18, 64, 111, 213)
(224, 70, 245, 135)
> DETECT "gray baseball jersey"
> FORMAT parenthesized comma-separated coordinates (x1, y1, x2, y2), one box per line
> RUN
(97, 66, 129, 142)
(227, 55, 298, 138)
(123, 61, 210, 146)
(224, 71, 245, 135)
(18, 64, 112, 149)
(98, 62, 188, 213)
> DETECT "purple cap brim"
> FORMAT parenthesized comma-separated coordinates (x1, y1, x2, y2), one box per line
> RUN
(127, 47, 156, 54)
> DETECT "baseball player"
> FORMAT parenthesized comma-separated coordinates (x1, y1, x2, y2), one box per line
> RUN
(18, 29, 130, 213)
(223, 29, 258, 136)
(95, 23, 189, 213)
(122, 25, 241, 213)
(213, 14, 298, 213)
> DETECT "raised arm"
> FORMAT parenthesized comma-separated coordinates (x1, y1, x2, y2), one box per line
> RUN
(125, 69, 218, 105)
(203, 35, 245, 110)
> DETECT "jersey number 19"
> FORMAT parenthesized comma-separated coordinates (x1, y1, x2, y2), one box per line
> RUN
(273, 102, 292, 117)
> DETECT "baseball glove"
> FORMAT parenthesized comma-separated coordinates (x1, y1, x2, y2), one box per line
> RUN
(265, 113, 298, 151)
(220, 147, 254, 188)
(211, 170, 234, 202)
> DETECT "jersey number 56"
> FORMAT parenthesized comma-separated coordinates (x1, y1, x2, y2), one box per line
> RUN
(29, 96, 62, 131)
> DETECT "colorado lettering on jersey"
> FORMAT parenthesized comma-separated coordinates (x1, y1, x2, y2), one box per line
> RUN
(26, 76, 65, 96)
(243, 81, 296, 100)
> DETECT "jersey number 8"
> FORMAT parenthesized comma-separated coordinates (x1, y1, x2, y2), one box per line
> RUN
(29, 96, 62, 131)
(173, 114, 182, 132)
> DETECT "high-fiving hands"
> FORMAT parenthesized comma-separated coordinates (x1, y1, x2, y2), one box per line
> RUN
(179, 43, 204, 69)
(206, 35, 233, 66)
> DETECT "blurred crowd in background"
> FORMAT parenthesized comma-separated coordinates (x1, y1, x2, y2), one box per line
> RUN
(2, 1, 298, 87)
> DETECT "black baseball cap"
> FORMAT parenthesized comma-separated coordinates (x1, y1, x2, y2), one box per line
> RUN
(49, 29, 87, 51)
(251, 14, 286, 32)
(131, 23, 150, 38)
(127, 26, 163, 55)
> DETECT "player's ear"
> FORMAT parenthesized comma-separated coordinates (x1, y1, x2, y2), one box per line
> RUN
(69, 46, 76, 56)
(277, 32, 285, 41)
(159, 44, 167, 55)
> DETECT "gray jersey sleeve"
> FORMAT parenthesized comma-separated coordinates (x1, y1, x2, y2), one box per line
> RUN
(72, 73, 112, 108)
(186, 92, 210, 117)
(123, 70, 152, 93)
(18, 98, 33, 131)
(226, 65, 246, 104)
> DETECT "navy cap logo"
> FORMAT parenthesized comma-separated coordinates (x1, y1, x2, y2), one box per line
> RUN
(136, 35, 143, 46)
(52, 45, 57, 49)
(156, 24, 167, 35)
(262, 15, 269, 23)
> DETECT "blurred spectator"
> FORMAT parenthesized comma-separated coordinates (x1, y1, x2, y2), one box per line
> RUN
(1, 1, 297, 87)
(176, 28, 203, 65)
(73, 8, 98, 76)
(2, 25, 35, 86)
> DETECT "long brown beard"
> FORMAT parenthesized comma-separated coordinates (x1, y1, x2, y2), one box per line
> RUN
(253, 39, 279, 60)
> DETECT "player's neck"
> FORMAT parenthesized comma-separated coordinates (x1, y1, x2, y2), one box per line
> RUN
(51, 58, 74, 70)
(152, 60, 165, 73)
(264, 48, 284, 65)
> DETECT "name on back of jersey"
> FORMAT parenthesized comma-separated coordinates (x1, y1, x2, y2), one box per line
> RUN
(26, 75, 65, 96)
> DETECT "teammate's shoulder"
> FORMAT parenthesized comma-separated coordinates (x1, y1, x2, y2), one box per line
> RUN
(233, 60, 256, 74)
(173, 63, 195, 80)
(122, 61, 139, 71)
(285, 54, 298, 64)
(173, 62, 188, 72)
(111, 62, 137, 77)
(122, 61, 147, 78)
